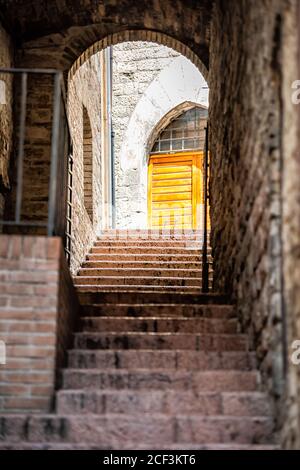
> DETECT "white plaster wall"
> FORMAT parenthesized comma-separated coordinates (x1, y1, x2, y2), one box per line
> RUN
(112, 41, 179, 228)
(111, 42, 209, 228)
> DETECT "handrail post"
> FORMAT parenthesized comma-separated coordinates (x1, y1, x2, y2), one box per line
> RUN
(47, 72, 62, 236)
(15, 72, 27, 223)
(202, 125, 209, 293)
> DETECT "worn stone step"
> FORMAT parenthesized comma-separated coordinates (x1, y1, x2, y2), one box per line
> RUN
(80, 303, 235, 318)
(76, 285, 205, 293)
(0, 413, 273, 445)
(91, 246, 206, 254)
(86, 253, 205, 262)
(73, 332, 248, 351)
(98, 232, 206, 238)
(68, 350, 256, 370)
(62, 369, 259, 392)
(77, 267, 209, 278)
(80, 317, 238, 334)
(98, 234, 205, 242)
(94, 240, 210, 248)
(74, 275, 203, 287)
(56, 389, 271, 416)
(78, 291, 230, 305)
(99, 229, 204, 238)
(82, 260, 204, 269)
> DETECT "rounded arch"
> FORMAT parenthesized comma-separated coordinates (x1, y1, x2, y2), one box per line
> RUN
(68, 30, 208, 81)
(119, 54, 208, 172)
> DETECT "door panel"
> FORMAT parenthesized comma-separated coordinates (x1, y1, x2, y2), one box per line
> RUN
(153, 171, 192, 181)
(148, 152, 203, 230)
(152, 178, 192, 187)
(152, 185, 192, 194)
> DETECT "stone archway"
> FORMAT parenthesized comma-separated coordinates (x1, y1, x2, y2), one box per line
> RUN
(4, 1, 212, 75)
(69, 30, 209, 82)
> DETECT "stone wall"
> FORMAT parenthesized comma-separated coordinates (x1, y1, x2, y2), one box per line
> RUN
(112, 41, 209, 228)
(68, 54, 102, 274)
(209, 0, 285, 432)
(0, 22, 13, 222)
(280, 0, 300, 449)
(112, 42, 178, 228)
(0, 235, 79, 413)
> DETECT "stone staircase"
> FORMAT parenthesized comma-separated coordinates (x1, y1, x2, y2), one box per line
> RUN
(0, 230, 277, 449)
(74, 229, 213, 292)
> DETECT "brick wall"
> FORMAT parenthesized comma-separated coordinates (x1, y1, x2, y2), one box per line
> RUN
(3, 72, 58, 234)
(68, 54, 102, 275)
(0, 235, 79, 413)
(56, 242, 80, 381)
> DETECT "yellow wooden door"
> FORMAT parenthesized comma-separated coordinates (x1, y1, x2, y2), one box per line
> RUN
(148, 152, 203, 230)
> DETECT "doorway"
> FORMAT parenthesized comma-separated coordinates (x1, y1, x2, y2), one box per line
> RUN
(147, 106, 208, 230)
(148, 151, 202, 230)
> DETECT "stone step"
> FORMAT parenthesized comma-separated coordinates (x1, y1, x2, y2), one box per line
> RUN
(56, 390, 271, 416)
(76, 285, 206, 293)
(82, 260, 204, 269)
(74, 275, 203, 287)
(62, 369, 259, 392)
(67, 350, 257, 370)
(77, 267, 211, 278)
(86, 253, 205, 262)
(73, 332, 248, 351)
(78, 291, 230, 305)
(0, 443, 280, 450)
(99, 229, 204, 238)
(91, 246, 207, 254)
(94, 240, 211, 248)
(98, 233, 205, 240)
(80, 317, 238, 334)
(0, 414, 273, 445)
(80, 303, 235, 318)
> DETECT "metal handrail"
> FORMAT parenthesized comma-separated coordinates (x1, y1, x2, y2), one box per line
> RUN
(0, 68, 73, 258)
(202, 125, 209, 293)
